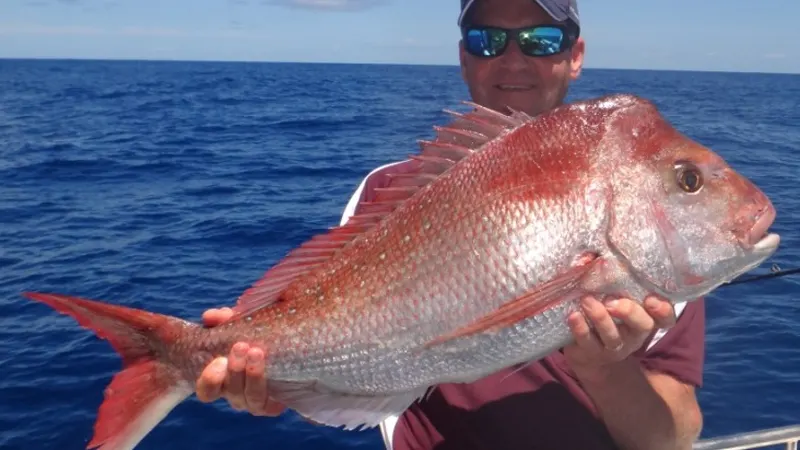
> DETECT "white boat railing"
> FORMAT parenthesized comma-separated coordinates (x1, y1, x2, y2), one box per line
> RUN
(693, 425, 800, 450)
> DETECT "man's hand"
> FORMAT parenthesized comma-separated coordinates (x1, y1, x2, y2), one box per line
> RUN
(562, 296, 702, 450)
(195, 307, 286, 417)
(564, 295, 676, 378)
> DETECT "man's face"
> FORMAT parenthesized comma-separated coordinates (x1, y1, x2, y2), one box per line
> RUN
(459, 0, 585, 117)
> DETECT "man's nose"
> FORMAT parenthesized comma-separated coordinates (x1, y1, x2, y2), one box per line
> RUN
(499, 39, 528, 70)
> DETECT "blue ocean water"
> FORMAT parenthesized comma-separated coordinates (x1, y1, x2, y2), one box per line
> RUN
(0, 58, 798, 450)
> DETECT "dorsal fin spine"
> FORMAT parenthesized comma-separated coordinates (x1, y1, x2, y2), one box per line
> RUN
(227, 102, 530, 320)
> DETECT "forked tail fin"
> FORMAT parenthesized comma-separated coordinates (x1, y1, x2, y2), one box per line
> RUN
(22, 291, 199, 450)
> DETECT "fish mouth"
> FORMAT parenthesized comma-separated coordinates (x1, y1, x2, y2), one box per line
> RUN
(754, 232, 780, 252)
(744, 205, 779, 252)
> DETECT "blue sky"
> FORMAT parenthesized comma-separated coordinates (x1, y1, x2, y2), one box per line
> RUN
(1, 0, 798, 73)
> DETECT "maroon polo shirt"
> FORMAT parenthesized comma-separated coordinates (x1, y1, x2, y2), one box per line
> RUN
(340, 160, 706, 450)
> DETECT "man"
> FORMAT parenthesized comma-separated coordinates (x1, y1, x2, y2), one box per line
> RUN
(196, 0, 706, 449)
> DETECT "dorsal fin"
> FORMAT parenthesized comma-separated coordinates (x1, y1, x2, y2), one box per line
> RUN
(227, 102, 531, 320)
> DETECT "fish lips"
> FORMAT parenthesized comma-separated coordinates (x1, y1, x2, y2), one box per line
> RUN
(743, 205, 780, 254)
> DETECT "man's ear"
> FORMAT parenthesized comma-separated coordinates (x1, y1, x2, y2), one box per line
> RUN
(570, 37, 585, 80)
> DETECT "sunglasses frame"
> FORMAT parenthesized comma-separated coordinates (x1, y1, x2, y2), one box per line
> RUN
(461, 22, 580, 58)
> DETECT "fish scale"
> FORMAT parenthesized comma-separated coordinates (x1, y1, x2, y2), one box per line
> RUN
(21, 93, 780, 449)
(188, 179, 594, 394)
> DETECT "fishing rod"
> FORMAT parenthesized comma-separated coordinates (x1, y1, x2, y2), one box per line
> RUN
(722, 263, 800, 287)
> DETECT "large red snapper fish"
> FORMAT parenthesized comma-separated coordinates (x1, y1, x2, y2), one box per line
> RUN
(23, 93, 779, 449)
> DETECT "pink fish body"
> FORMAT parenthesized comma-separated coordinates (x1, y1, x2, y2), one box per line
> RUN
(23, 94, 779, 449)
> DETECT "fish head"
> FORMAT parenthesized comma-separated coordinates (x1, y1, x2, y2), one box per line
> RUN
(602, 95, 780, 301)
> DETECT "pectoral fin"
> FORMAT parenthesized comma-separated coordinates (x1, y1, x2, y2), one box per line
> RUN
(425, 254, 599, 348)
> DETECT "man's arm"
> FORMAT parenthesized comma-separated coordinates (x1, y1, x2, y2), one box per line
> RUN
(565, 296, 704, 450)
(576, 357, 702, 450)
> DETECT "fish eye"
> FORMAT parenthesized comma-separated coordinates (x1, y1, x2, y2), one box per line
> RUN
(675, 162, 703, 193)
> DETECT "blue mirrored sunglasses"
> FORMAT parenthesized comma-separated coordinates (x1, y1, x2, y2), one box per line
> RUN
(462, 24, 578, 58)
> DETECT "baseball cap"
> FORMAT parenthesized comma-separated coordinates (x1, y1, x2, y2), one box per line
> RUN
(458, 0, 580, 27)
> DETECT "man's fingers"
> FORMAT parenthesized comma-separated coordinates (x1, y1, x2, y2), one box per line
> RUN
(196, 357, 227, 403)
(243, 347, 269, 415)
(583, 297, 623, 351)
(567, 306, 601, 352)
(264, 399, 287, 417)
(609, 298, 656, 335)
(643, 296, 676, 328)
(225, 343, 249, 411)
(202, 307, 235, 327)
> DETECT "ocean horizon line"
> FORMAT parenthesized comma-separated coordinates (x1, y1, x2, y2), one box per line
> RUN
(2, 56, 798, 77)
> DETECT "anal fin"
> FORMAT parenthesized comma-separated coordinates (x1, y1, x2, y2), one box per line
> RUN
(425, 254, 600, 348)
(269, 380, 429, 431)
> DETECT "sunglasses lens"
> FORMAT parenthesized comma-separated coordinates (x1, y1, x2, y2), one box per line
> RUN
(465, 28, 507, 57)
(518, 26, 565, 56)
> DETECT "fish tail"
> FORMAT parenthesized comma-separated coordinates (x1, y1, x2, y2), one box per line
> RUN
(22, 291, 197, 450)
